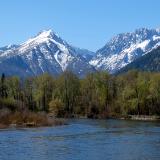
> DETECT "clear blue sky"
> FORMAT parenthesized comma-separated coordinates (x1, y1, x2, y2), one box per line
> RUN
(0, 0, 160, 51)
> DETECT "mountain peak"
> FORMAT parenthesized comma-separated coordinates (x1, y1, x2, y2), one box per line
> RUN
(36, 29, 57, 38)
(19, 29, 63, 52)
(23, 29, 56, 45)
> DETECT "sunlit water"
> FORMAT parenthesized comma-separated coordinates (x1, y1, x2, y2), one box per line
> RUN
(0, 119, 160, 160)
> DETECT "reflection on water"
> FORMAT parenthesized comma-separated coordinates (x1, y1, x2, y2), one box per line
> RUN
(0, 119, 160, 160)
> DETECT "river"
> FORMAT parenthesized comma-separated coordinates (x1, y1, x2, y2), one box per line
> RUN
(0, 119, 160, 160)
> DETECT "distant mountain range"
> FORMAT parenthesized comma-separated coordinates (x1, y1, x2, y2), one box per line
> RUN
(90, 28, 160, 73)
(1, 27, 160, 77)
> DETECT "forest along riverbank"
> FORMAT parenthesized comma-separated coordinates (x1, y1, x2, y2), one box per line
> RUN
(1, 71, 160, 121)
(0, 70, 160, 129)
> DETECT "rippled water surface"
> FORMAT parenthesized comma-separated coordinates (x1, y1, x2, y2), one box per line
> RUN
(0, 119, 160, 160)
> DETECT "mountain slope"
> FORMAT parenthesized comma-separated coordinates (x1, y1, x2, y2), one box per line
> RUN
(117, 46, 160, 73)
(0, 30, 96, 77)
(90, 28, 160, 73)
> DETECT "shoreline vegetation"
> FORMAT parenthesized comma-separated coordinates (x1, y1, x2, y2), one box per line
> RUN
(0, 113, 159, 130)
(0, 70, 160, 129)
(0, 110, 65, 129)
(0, 114, 159, 130)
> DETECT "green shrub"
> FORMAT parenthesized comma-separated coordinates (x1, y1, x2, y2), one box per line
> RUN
(49, 98, 65, 117)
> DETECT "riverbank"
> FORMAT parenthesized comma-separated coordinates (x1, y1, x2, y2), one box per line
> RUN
(124, 115, 160, 121)
(75, 114, 160, 122)
(0, 110, 65, 129)
(0, 111, 159, 129)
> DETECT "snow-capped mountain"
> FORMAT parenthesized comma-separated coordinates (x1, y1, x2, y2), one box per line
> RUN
(90, 28, 160, 73)
(0, 30, 95, 77)
(1, 27, 160, 77)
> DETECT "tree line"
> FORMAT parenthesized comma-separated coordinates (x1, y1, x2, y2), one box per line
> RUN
(0, 70, 160, 118)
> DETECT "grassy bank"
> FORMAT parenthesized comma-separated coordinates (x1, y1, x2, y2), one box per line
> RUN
(0, 109, 65, 129)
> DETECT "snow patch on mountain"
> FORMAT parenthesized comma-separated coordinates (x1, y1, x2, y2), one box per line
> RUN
(153, 35, 160, 41)
(54, 50, 74, 71)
